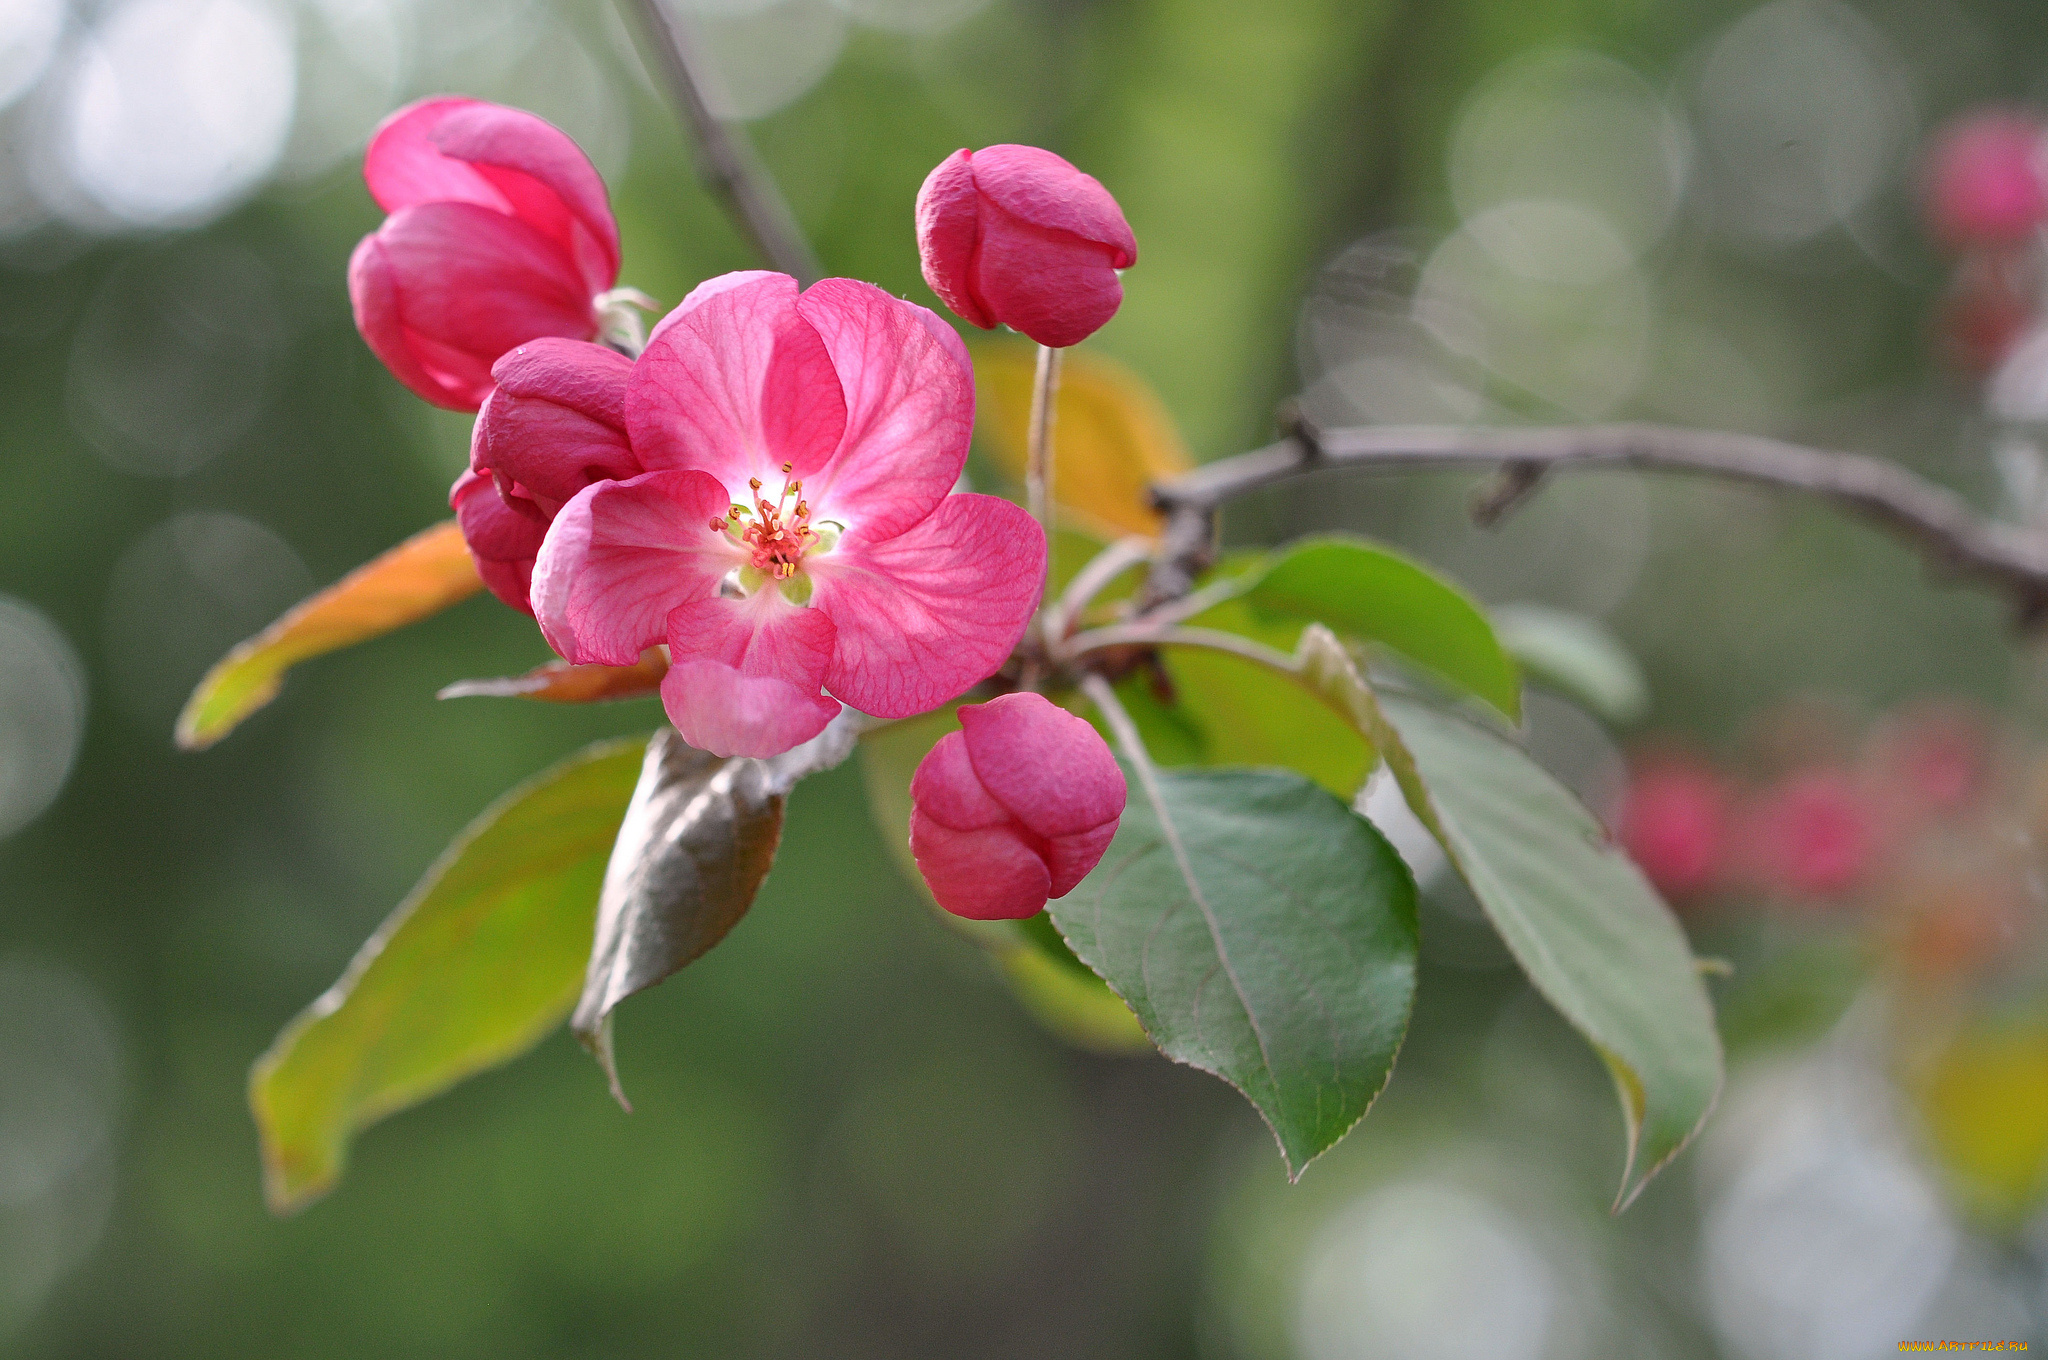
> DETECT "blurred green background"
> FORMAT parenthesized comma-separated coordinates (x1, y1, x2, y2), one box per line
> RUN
(5, 0, 2048, 1354)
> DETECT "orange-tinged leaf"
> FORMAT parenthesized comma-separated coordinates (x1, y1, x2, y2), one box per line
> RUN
(439, 649, 669, 704)
(176, 520, 483, 751)
(974, 341, 1192, 539)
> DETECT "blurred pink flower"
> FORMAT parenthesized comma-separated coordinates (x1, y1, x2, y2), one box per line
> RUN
(910, 693, 1126, 920)
(1924, 110, 2048, 249)
(916, 145, 1137, 349)
(455, 337, 641, 613)
(349, 97, 621, 411)
(1615, 756, 1729, 900)
(533, 272, 1046, 758)
(1741, 768, 1875, 901)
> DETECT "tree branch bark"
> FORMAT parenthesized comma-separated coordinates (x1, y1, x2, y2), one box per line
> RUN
(623, 0, 824, 286)
(1147, 418, 2048, 623)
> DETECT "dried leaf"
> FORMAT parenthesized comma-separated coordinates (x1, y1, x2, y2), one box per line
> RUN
(439, 649, 669, 705)
(574, 710, 867, 1101)
(974, 341, 1192, 539)
(177, 520, 483, 750)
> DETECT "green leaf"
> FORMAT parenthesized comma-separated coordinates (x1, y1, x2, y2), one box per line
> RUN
(1248, 535, 1521, 721)
(250, 736, 648, 1214)
(1050, 766, 1419, 1177)
(1359, 675, 1722, 1208)
(575, 713, 865, 1101)
(1491, 603, 1648, 725)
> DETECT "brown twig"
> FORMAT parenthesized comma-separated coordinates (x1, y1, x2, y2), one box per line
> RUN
(623, 0, 823, 286)
(1145, 419, 2048, 624)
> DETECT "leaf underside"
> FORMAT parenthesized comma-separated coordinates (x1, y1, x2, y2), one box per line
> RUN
(1050, 766, 1419, 1178)
(574, 711, 866, 1102)
(1371, 688, 1724, 1208)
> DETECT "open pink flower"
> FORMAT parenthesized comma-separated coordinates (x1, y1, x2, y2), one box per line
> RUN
(349, 97, 620, 411)
(533, 271, 1046, 758)
(916, 145, 1137, 348)
(455, 337, 641, 611)
(909, 693, 1126, 920)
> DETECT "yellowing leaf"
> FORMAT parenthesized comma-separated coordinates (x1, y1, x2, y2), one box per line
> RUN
(176, 521, 484, 751)
(974, 341, 1192, 539)
(252, 737, 647, 1213)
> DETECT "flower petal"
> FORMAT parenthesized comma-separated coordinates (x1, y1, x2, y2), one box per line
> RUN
(914, 151, 994, 330)
(794, 280, 974, 543)
(959, 691, 1126, 840)
(1044, 822, 1120, 899)
(646, 269, 785, 347)
(970, 144, 1137, 268)
(363, 97, 501, 212)
(348, 231, 479, 410)
(364, 97, 619, 291)
(909, 806, 1051, 920)
(628, 272, 846, 493)
(474, 338, 637, 510)
(429, 101, 620, 289)
(662, 594, 841, 758)
(907, 730, 1011, 831)
(450, 469, 545, 613)
(973, 216, 1125, 350)
(531, 470, 735, 665)
(375, 201, 597, 367)
(810, 493, 1044, 718)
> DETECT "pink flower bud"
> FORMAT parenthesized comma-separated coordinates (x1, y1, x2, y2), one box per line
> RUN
(908, 692, 1126, 920)
(915, 145, 1137, 349)
(450, 467, 545, 612)
(349, 97, 621, 411)
(1741, 768, 1874, 901)
(1615, 756, 1728, 900)
(1924, 110, 2048, 249)
(457, 337, 640, 613)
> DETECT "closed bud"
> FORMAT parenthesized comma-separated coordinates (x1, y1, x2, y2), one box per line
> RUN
(909, 692, 1126, 920)
(457, 337, 640, 614)
(915, 145, 1137, 349)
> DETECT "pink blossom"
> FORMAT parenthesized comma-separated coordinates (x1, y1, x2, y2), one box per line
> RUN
(909, 693, 1127, 919)
(1924, 111, 2048, 249)
(454, 337, 641, 611)
(1741, 768, 1874, 901)
(916, 145, 1137, 349)
(1615, 756, 1728, 900)
(349, 97, 621, 411)
(533, 271, 1046, 758)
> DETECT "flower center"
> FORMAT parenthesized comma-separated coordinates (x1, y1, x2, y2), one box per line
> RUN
(707, 463, 841, 598)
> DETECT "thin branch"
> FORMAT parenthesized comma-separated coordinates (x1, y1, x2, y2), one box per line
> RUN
(1047, 535, 1153, 641)
(1147, 420, 2048, 621)
(1063, 624, 1300, 674)
(624, 0, 823, 286)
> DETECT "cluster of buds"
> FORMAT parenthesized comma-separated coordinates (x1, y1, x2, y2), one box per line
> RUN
(1922, 110, 2048, 376)
(1613, 699, 2046, 982)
